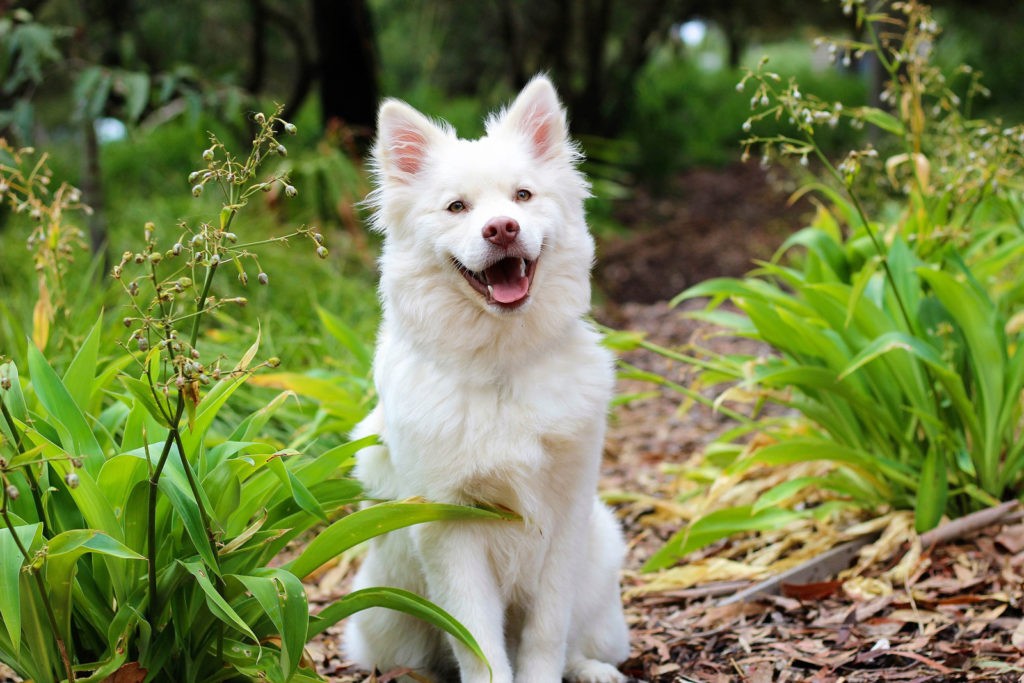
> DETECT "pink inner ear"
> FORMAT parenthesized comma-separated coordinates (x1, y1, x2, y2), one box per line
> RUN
(390, 127, 428, 175)
(529, 112, 554, 159)
(517, 101, 559, 160)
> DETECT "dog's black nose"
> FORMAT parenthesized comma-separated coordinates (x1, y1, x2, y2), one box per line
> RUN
(482, 216, 520, 248)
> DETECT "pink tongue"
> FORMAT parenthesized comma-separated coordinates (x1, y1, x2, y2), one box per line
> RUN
(486, 259, 529, 304)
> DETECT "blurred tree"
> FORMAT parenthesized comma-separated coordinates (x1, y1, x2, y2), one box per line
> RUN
(311, 0, 379, 153)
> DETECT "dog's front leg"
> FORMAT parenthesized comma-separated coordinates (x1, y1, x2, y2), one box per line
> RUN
(512, 505, 586, 682)
(414, 522, 513, 683)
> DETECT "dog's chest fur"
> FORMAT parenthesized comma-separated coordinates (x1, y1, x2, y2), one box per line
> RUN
(373, 320, 612, 522)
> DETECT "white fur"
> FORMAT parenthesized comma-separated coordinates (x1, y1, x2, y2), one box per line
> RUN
(344, 75, 630, 683)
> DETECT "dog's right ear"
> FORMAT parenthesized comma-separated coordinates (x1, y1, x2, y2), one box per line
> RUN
(374, 99, 444, 182)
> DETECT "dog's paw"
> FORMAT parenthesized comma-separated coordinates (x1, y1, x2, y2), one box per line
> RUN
(565, 659, 626, 683)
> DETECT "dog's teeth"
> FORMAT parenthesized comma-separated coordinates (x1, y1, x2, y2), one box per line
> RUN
(519, 259, 526, 277)
(487, 284, 494, 298)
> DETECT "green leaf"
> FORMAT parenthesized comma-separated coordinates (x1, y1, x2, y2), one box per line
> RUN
(317, 306, 372, 372)
(45, 530, 145, 653)
(179, 373, 249, 455)
(285, 500, 517, 579)
(643, 505, 804, 572)
(0, 523, 41, 651)
(752, 476, 826, 514)
(310, 586, 489, 671)
(61, 317, 102, 413)
(119, 375, 171, 426)
(159, 465, 220, 574)
(119, 70, 150, 122)
(915, 449, 947, 533)
(859, 106, 905, 135)
(0, 361, 28, 425)
(24, 433, 122, 537)
(27, 342, 104, 472)
(231, 568, 307, 679)
(179, 560, 258, 643)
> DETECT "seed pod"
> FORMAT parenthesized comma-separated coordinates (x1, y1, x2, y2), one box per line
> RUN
(0, 377, 11, 391)
(149, 252, 163, 264)
(112, 265, 122, 279)
(199, 373, 211, 385)
(238, 272, 249, 286)
(175, 375, 185, 389)
(255, 112, 266, 125)
(71, 457, 83, 468)
(172, 242, 183, 256)
(257, 272, 269, 285)
(191, 234, 205, 246)
(284, 122, 297, 135)
(134, 253, 145, 264)
(202, 147, 215, 162)
(316, 246, 328, 259)
(128, 281, 139, 296)
(191, 348, 200, 359)
(267, 357, 281, 368)
(188, 171, 201, 183)
(209, 254, 220, 266)
(65, 473, 80, 489)
(275, 144, 287, 156)
(137, 337, 149, 352)
(192, 184, 203, 197)
(5, 484, 18, 501)
(284, 184, 297, 198)
(312, 232, 325, 245)
(223, 232, 237, 243)
(123, 317, 132, 327)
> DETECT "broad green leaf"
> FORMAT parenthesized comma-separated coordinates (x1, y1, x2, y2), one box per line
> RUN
(179, 560, 258, 642)
(119, 375, 172, 427)
(231, 569, 307, 679)
(285, 500, 517, 579)
(918, 266, 1003, 490)
(61, 317, 102, 413)
(119, 70, 149, 122)
(98, 455, 151, 525)
(752, 476, 826, 513)
(317, 306, 373, 371)
(0, 361, 27, 424)
(859, 106, 905, 135)
(23, 432, 122, 537)
(915, 449, 947, 533)
(27, 343, 104, 473)
(0, 523, 41, 651)
(309, 586, 489, 671)
(247, 372, 346, 405)
(45, 530, 145, 655)
(159, 464, 220, 574)
(643, 505, 805, 572)
(179, 373, 249, 455)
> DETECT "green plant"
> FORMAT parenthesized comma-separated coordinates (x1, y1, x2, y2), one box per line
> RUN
(0, 110, 510, 681)
(634, 0, 1024, 572)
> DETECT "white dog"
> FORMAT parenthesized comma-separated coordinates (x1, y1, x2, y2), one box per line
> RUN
(344, 75, 630, 683)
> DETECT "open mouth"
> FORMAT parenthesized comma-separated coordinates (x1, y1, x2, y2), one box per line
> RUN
(454, 255, 538, 309)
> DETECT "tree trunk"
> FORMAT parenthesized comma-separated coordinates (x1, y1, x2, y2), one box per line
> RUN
(311, 0, 379, 153)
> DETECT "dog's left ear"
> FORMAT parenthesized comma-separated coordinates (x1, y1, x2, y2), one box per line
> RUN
(493, 75, 569, 162)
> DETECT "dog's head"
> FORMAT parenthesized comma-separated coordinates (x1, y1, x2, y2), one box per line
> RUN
(366, 76, 593, 332)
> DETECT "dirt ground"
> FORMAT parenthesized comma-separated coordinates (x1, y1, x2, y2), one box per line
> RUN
(305, 163, 1024, 682)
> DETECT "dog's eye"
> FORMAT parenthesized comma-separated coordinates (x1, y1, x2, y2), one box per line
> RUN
(447, 200, 466, 213)
(515, 189, 532, 202)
